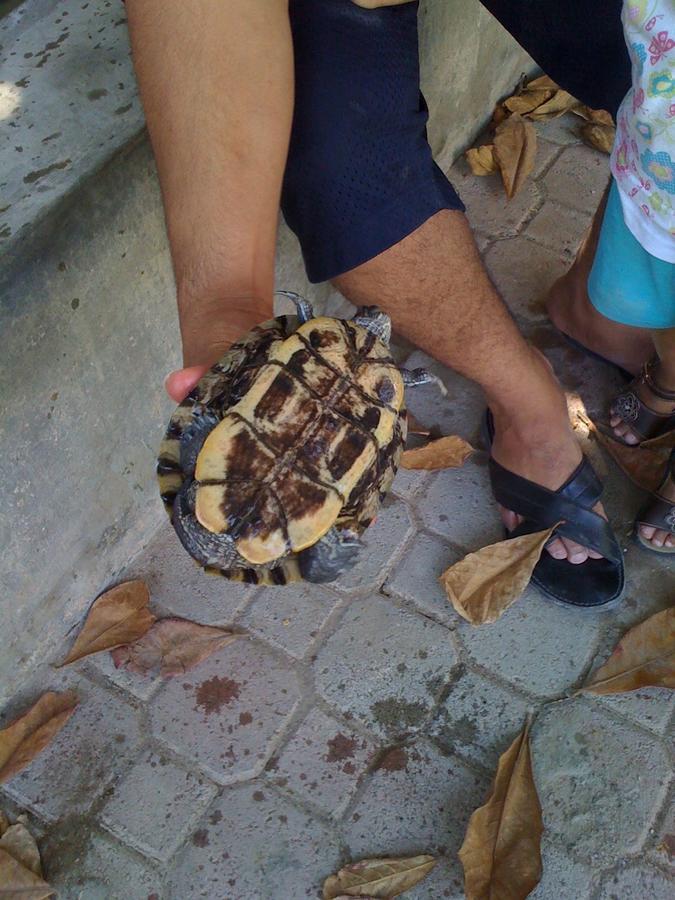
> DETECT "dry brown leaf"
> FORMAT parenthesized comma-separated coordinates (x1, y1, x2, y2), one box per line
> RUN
(504, 89, 554, 116)
(440, 526, 558, 625)
(594, 428, 670, 492)
(491, 103, 509, 127)
(466, 145, 497, 176)
(0, 847, 53, 899)
(580, 122, 616, 155)
(581, 608, 675, 695)
(527, 89, 579, 119)
(323, 855, 437, 899)
(571, 104, 614, 126)
(111, 617, 240, 678)
(60, 580, 156, 666)
(0, 819, 43, 876)
(0, 691, 78, 784)
(401, 435, 475, 470)
(524, 74, 559, 92)
(493, 114, 537, 199)
(459, 724, 543, 900)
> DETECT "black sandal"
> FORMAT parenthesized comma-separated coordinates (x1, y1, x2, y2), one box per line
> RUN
(635, 449, 675, 555)
(484, 412, 624, 608)
(609, 359, 675, 445)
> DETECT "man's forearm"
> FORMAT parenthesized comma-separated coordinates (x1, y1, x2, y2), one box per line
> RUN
(126, 0, 294, 365)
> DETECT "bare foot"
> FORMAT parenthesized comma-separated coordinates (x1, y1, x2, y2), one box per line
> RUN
(609, 361, 675, 445)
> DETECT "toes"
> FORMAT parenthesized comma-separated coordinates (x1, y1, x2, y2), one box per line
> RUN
(666, 534, 675, 548)
(560, 538, 589, 564)
(586, 547, 603, 559)
(546, 538, 568, 560)
(651, 529, 669, 548)
(639, 524, 657, 540)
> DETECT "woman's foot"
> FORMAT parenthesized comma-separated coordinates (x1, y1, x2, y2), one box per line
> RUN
(638, 468, 675, 549)
(610, 359, 675, 445)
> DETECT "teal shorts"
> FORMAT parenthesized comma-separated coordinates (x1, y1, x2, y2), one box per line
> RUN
(588, 180, 675, 329)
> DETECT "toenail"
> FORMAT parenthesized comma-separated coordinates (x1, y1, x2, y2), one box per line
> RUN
(570, 552, 586, 563)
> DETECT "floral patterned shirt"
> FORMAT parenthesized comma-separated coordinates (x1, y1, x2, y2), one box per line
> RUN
(611, 1, 675, 262)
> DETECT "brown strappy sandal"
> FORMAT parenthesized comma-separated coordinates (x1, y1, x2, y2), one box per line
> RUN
(609, 359, 675, 445)
(635, 449, 675, 555)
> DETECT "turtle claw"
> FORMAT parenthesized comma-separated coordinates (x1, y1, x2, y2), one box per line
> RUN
(275, 290, 315, 324)
(298, 527, 362, 583)
(400, 367, 448, 396)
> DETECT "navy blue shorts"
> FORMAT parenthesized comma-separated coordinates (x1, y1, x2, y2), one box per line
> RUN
(281, 0, 630, 284)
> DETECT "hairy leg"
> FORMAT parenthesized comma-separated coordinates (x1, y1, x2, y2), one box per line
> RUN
(334, 209, 603, 564)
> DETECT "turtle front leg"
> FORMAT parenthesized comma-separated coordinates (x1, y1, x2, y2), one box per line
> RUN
(179, 406, 221, 477)
(298, 527, 363, 583)
(400, 367, 448, 397)
(274, 290, 315, 324)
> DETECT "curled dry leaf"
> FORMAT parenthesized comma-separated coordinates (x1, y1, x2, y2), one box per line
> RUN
(0, 847, 53, 899)
(581, 607, 675, 695)
(401, 435, 475, 471)
(466, 145, 497, 176)
(440, 525, 559, 625)
(527, 89, 578, 119)
(0, 818, 43, 876)
(571, 104, 614, 126)
(525, 74, 559, 92)
(59, 580, 156, 666)
(459, 724, 543, 900)
(323, 855, 437, 899)
(0, 691, 78, 784)
(504, 88, 554, 116)
(111, 617, 240, 678)
(580, 122, 616, 155)
(493, 114, 537, 199)
(594, 427, 670, 493)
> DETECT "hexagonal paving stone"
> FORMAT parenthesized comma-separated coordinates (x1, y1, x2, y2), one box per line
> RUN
(100, 750, 218, 861)
(2, 682, 143, 822)
(238, 582, 342, 659)
(456, 585, 603, 697)
(391, 465, 431, 503)
(597, 864, 675, 899)
(150, 637, 301, 784)
(266, 707, 379, 818)
(343, 738, 488, 862)
(647, 782, 675, 874)
(531, 699, 671, 865)
(429, 668, 531, 770)
(313, 594, 458, 738)
(532, 113, 583, 147)
(525, 200, 589, 258)
(332, 497, 414, 594)
(591, 687, 675, 737)
(530, 839, 593, 899)
(165, 782, 341, 899)
(541, 144, 609, 215)
(384, 531, 462, 626)
(85, 649, 163, 702)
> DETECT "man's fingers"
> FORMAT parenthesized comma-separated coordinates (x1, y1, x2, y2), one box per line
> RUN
(165, 365, 209, 403)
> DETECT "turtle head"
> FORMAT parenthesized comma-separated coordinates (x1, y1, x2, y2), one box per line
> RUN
(352, 306, 392, 346)
(298, 527, 362, 583)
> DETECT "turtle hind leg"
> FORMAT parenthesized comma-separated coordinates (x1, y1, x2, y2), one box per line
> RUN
(298, 527, 362, 584)
(179, 407, 221, 476)
(400, 367, 448, 397)
(274, 290, 315, 324)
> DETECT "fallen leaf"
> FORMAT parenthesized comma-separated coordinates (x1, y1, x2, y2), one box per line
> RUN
(59, 580, 156, 666)
(466, 145, 497, 176)
(504, 89, 554, 116)
(594, 428, 670, 492)
(440, 526, 558, 625)
(491, 103, 509, 127)
(0, 847, 53, 899)
(581, 607, 675, 695)
(524, 74, 559, 92)
(580, 122, 616, 155)
(493, 114, 537, 199)
(459, 723, 543, 900)
(111, 617, 240, 678)
(0, 691, 78, 784)
(571, 105, 614, 126)
(527, 89, 579, 119)
(0, 819, 42, 876)
(401, 435, 475, 470)
(323, 856, 437, 899)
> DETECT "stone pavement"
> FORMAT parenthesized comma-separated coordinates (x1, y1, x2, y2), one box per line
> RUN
(2, 117, 674, 899)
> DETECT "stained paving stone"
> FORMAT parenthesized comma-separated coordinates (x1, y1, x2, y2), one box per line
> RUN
(237, 582, 342, 660)
(85, 649, 163, 702)
(391, 465, 431, 502)
(384, 530, 462, 626)
(530, 839, 594, 899)
(597, 863, 675, 899)
(531, 699, 672, 866)
(149, 638, 301, 784)
(541, 143, 610, 215)
(165, 782, 341, 899)
(314, 594, 458, 738)
(533, 112, 584, 147)
(46, 831, 163, 900)
(266, 707, 379, 818)
(99, 750, 218, 861)
(647, 782, 675, 873)
(343, 738, 487, 873)
(531, 138, 564, 180)
(2, 682, 143, 823)
(331, 496, 414, 594)
(429, 667, 531, 770)
(525, 199, 589, 258)
(591, 689, 675, 737)
(456, 585, 603, 697)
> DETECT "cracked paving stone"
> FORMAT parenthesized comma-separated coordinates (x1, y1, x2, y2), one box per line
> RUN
(524, 199, 590, 258)
(530, 839, 593, 899)
(385, 531, 462, 627)
(149, 638, 301, 784)
(429, 668, 531, 770)
(238, 582, 341, 660)
(456, 584, 602, 697)
(99, 750, 218, 861)
(165, 782, 341, 899)
(313, 594, 457, 738)
(531, 699, 672, 866)
(597, 863, 675, 899)
(2, 682, 143, 822)
(344, 738, 487, 876)
(266, 707, 378, 819)
(542, 143, 610, 215)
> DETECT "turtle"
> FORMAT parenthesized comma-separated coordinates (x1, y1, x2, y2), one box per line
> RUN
(157, 293, 442, 585)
